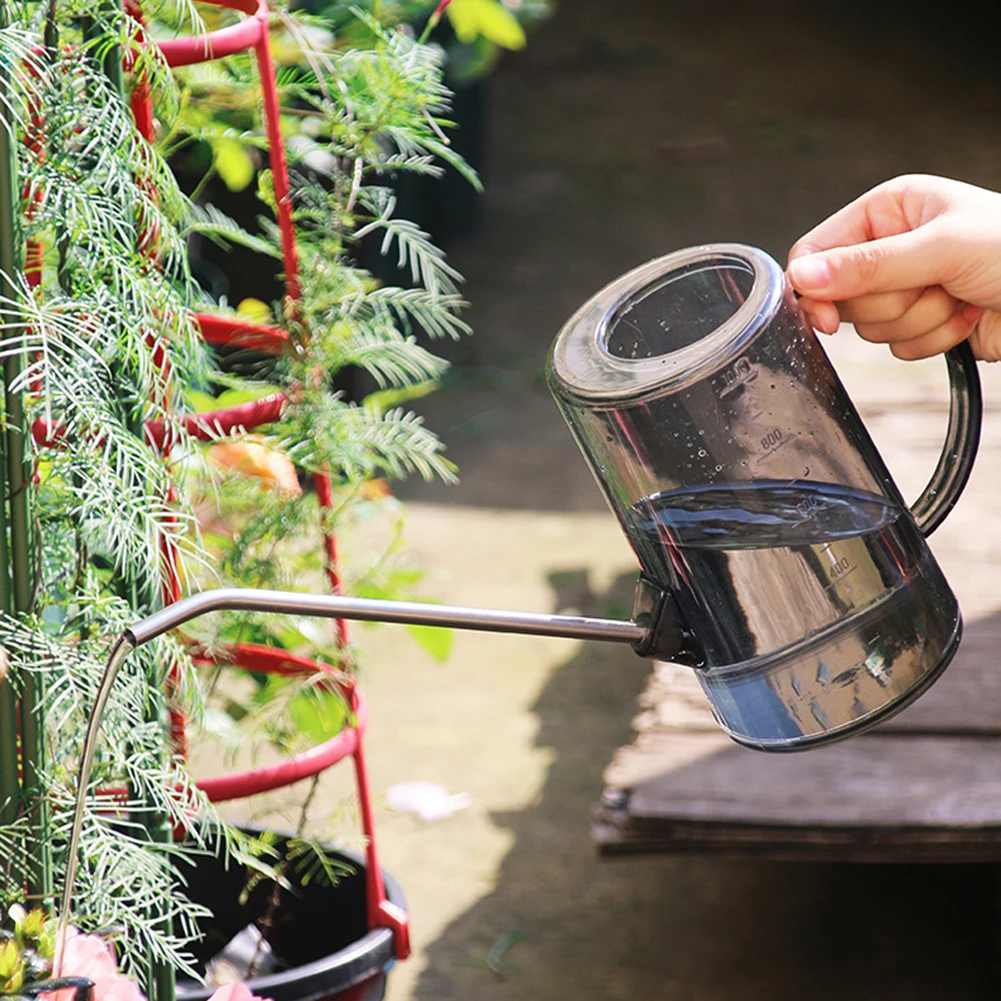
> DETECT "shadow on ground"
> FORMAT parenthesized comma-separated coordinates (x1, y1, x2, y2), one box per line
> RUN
(407, 578, 999, 1001)
(386, 0, 1001, 996)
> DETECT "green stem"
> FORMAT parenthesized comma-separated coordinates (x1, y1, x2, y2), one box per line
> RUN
(0, 87, 18, 846)
(0, 420, 18, 859)
(5, 352, 50, 906)
(0, 0, 47, 904)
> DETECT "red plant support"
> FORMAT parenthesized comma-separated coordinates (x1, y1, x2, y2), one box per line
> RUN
(194, 313, 290, 355)
(188, 642, 410, 959)
(124, 0, 409, 961)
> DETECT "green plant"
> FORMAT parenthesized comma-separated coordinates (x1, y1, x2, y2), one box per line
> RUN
(0, 0, 473, 998)
(295, 0, 554, 83)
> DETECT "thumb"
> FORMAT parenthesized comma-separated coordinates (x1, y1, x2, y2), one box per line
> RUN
(787, 226, 950, 301)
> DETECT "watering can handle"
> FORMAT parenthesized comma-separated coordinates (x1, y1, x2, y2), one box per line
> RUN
(909, 339, 982, 537)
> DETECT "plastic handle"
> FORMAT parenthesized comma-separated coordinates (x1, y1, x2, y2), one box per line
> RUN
(910, 340, 982, 536)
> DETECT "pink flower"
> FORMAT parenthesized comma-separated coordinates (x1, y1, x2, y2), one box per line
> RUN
(47, 930, 144, 1001)
(207, 985, 269, 1001)
(46, 930, 271, 1001)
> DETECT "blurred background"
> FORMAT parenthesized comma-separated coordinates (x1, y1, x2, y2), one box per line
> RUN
(397, 0, 1001, 513)
(282, 1, 1001, 997)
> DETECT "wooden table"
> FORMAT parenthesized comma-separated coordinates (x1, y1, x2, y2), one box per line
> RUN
(595, 338, 1001, 863)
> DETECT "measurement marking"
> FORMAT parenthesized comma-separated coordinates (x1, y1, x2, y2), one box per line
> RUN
(825, 565, 858, 589)
(752, 436, 792, 464)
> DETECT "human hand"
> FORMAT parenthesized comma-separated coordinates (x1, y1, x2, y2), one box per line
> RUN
(786, 174, 1001, 361)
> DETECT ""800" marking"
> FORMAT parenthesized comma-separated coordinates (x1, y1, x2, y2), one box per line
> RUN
(760, 428, 782, 450)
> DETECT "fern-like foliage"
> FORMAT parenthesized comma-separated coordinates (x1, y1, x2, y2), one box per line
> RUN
(176, 7, 475, 646)
(0, 0, 477, 986)
(0, 3, 228, 976)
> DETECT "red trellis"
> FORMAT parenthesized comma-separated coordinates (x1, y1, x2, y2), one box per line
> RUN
(127, 0, 410, 960)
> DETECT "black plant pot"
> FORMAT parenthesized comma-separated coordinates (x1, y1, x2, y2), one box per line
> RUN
(175, 831, 406, 1001)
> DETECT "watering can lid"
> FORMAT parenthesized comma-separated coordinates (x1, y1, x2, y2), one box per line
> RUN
(548, 243, 786, 404)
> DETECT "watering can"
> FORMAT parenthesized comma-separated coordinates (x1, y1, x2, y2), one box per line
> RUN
(100, 245, 984, 753)
(548, 243, 982, 749)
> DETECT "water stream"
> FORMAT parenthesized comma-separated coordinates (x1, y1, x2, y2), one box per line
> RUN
(56, 633, 136, 970)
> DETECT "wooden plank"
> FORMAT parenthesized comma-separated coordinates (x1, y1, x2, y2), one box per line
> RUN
(593, 808, 1001, 863)
(597, 731, 1001, 860)
(618, 732, 1001, 827)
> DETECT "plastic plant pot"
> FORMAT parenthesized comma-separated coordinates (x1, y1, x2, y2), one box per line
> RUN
(176, 830, 406, 1001)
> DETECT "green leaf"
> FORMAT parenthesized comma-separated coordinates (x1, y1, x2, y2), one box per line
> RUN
(212, 137, 256, 192)
(447, 0, 527, 49)
(188, 384, 284, 412)
(287, 687, 349, 744)
(405, 622, 454, 663)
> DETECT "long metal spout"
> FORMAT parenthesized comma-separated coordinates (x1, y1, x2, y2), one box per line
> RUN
(60, 587, 654, 941)
(126, 586, 651, 648)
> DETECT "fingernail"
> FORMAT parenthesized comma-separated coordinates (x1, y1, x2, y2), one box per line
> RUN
(788, 256, 831, 292)
(962, 302, 985, 323)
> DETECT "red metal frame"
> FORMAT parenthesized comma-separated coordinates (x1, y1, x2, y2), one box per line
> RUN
(121, 0, 409, 960)
(187, 642, 408, 955)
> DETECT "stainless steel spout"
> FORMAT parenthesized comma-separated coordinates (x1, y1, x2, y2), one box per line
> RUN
(126, 586, 651, 648)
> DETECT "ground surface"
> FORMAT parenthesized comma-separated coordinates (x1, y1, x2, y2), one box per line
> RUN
(220, 0, 1001, 997)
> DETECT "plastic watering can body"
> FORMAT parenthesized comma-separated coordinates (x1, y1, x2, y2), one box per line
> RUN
(548, 244, 982, 750)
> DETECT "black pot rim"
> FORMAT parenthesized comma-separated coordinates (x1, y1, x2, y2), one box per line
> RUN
(176, 843, 406, 1001)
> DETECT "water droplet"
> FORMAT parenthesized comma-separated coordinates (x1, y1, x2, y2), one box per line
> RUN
(697, 449, 707, 457)
(698, 429, 705, 436)
(715, 464, 723, 472)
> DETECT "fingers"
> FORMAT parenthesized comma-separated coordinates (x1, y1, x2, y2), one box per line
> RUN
(969, 310, 1001, 362)
(788, 225, 952, 301)
(799, 283, 979, 360)
(828, 284, 976, 360)
(786, 175, 1001, 360)
(798, 297, 841, 334)
(798, 288, 926, 336)
(848, 286, 954, 343)
(836, 289, 925, 325)
(887, 304, 980, 360)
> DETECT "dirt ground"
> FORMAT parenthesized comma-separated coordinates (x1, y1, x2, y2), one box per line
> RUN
(227, 1, 1001, 997)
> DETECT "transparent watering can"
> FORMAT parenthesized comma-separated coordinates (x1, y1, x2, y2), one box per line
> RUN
(548, 243, 982, 750)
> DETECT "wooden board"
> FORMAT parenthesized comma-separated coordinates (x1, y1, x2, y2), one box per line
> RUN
(597, 726, 1001, 862)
